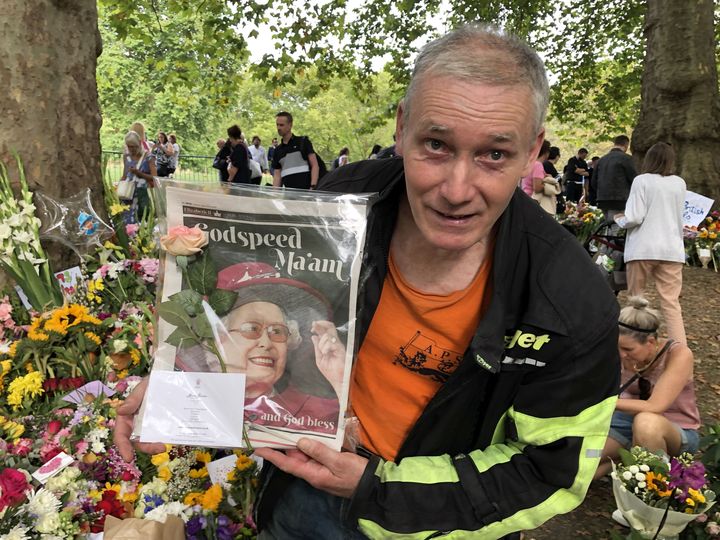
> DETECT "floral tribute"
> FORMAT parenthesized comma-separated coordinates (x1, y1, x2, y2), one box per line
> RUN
(556, 202, 605, 246)
(685, 211, 720, 271)
(612, 447, 716, 538)
(0, 161, 260, 538)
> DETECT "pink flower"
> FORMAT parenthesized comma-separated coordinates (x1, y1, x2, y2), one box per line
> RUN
(47, 419, 63, 435)
(9, 439, 33, 457)
(160, 225, 208, 256)
(0, 302, 12, 321)
(75, 440, 89, 456)
(125, 223, 140, 237)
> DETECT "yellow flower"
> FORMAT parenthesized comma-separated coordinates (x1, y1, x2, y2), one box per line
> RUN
(686, 497, 696, 507)
(117, 369, 129, 379)
(151, 451, 170, 467)
(710, 232, 718, 239)
(235, 454, 254, 471)
(157, 466, 172, 482)
(7, 372, 44, 410)
(688, 488, 706, 504)
(110, 203, 129, 216)
(27, 327, 50, 341)
(93, 278, 105, 292)
(2, 419, 25, 440)
(84, 332, 102, 346)
(7, 343, 17, 359)
(184, 492, 203, 506)
(195, 451, 211, 464)
(226, 469, 236, 482)
(200, 484, 223, 512)
(129, 349, 141, 365)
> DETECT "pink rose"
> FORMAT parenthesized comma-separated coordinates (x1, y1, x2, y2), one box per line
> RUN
(160, 225, 208, 256)
(706, 522, 720, 536)
(0, 303, 12, 321)
(125, 223, 140, 237)
(46, 420, 63, 435)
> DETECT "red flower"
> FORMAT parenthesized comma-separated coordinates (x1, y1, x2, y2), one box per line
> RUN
(91, 490, 127, 533)
(0, 468, 30, 509)
(46, 420, 63, 436)
(8, 438, 32, 457)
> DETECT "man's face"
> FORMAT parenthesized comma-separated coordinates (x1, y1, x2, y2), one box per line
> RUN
(276, 117, 292, 138)
(272, 138, 278, 147)
(578, 151, 588, 160)
(253, 137, 260, 147)
(395, 76, 543, 253)
(222, 302, 289, 397)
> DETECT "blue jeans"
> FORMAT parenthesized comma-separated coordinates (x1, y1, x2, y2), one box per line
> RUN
(258, 478, 367, 540)
(609, 412, 700, 453)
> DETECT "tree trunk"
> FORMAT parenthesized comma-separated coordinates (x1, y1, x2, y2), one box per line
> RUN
(0, 0, 103, 273)
(632, 0, 720, 201)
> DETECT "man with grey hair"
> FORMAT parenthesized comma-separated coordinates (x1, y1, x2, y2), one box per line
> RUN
(252, 23, 620, 539)
(114, 23, 619, 540)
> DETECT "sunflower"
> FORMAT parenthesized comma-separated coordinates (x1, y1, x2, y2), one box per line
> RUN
(84, 331, 102, 347)
(200, 484, 223, 512)
(189, 451, 211, 479)
(183, 492, 203, 506)
(646, 471, 672, 497)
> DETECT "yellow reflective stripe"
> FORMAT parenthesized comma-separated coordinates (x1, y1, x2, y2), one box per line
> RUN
(375, 454, 458, 484)
(508, 395, 618, 446)
(357, 521, 438, 539)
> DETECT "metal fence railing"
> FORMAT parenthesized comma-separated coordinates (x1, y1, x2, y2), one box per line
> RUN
(103, 151, 219, 184)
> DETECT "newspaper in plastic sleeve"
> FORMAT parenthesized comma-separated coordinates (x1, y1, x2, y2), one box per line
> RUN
(137, 182, 373, 450)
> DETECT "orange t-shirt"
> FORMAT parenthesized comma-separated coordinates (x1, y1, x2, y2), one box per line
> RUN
(350, 253, 492, 462)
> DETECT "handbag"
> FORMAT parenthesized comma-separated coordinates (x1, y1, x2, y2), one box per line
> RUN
(117, 151, 145, 201)
(248, 158, 262, 179)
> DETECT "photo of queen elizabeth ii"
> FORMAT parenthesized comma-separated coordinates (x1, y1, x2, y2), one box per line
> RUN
(175, 261, 345, 436)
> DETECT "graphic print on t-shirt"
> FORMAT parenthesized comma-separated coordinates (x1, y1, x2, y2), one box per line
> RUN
(393, 330, 463, 383)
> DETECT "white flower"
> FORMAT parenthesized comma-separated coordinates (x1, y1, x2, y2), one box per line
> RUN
(635, 472, 646, 482)
(0, 524, 31, 540)
(35, 512, 61, 534)
(112, 339, 129, 353)
(6, 214, 22, 228)
(0, 224, 11, 240)
(25, 488, 61, 517)
(45, 467, 81, 495)
(622, 471, 633, 481)
(638, 481, 647, 489)
(640, 464, 650, 472)
(11, 230, 34, 245)
(91, 440, 106, 454)
(145, 501, 191, 523)
(629, 465, 640, 474)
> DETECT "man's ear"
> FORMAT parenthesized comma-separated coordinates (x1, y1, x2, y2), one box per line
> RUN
(394, 100, 405, 156)
(521, 129, 545, 177)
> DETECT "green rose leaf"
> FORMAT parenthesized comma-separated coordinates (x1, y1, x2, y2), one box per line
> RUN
(187, 252, 217, 295)
(208, 289, 238, 316)
(170, 289, 204, 317)
(157, 300, 193, 328)
(166, 327, 200, 348)
(193, 312, 215, 339)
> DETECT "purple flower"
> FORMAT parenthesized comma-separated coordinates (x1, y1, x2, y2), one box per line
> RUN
(668, 458, 706, 498)
(186, 514, 207, 537)
(216, 515, 240, 540)
(143, 494, 165, 513)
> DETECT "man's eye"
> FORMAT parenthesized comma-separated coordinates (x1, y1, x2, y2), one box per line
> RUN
(489, 150, 504, 161)
(425, 139, 445, 152)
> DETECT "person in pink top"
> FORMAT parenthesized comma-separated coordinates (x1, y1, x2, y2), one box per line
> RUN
(594, 296, 700, 479)
(520, 139, 551, 197)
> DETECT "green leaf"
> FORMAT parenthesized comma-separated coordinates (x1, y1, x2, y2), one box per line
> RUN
(192, 313, 215, 339)
(618, 447, 635, 467)
(208, 289, 238, 316)
(157, 300, 193, 328)
(187, 252, 217, 295)
(166, 327, 200, 348)
(170, 289, 204, 317)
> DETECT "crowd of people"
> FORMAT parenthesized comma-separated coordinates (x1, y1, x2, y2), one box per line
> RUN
(113, 22, 703, 539)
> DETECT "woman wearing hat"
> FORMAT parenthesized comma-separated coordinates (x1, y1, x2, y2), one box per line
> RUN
(594, 296, 699, 479)
(175, 261, 345, 434)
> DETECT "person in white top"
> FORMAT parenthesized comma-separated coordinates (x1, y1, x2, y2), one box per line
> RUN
(249, 135, 269, 173)
(614, 142, 687, 344)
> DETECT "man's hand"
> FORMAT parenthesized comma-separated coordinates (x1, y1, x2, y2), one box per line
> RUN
(113, 378, 166, 462)
(255, 438, 368, 499)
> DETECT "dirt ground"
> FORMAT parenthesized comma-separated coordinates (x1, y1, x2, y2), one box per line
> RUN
(527, 265, 720, 540)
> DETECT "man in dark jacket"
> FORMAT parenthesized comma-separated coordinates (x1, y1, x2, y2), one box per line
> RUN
(114, 23, 619, 540)
(592, 135, 637, 221)
(252, 23, 620, 540)
(563, 148, 589, 203)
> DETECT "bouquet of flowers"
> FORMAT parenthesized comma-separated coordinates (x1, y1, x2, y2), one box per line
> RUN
(0, 303, 111, 413)
(0, 157, 63, 310)
(104, 303, 155, 380)
(612, 447, 716, 539)
(556, 201, 605, 246)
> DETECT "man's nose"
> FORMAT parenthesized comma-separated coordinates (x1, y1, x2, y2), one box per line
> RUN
(440, 157, 476, 205)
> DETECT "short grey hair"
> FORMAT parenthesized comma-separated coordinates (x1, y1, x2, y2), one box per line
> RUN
(403, 23, 550, 135)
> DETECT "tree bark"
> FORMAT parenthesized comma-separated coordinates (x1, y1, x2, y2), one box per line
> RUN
(0, 0, 103, 273)
(632, 0, 720, 200)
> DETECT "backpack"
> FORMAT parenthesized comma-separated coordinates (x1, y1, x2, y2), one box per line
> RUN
(300, 136, 328, 180)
